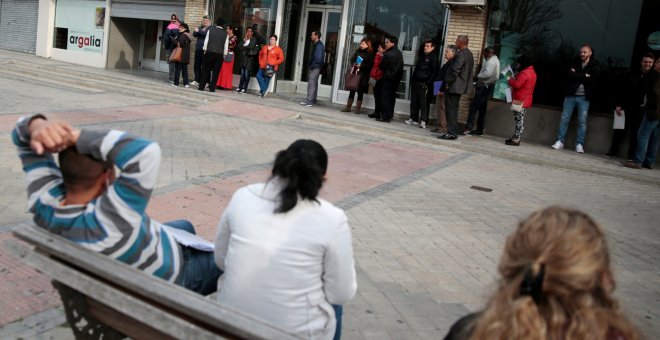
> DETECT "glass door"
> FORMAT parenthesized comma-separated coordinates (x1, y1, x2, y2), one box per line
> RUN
(140, 20, 169, 72)
(296, 8, 341, 97)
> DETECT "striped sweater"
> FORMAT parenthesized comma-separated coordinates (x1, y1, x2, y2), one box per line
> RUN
(13, 116, 183, 282)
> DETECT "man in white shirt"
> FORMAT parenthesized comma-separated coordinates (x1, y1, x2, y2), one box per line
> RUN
(464, 47, 500, 135)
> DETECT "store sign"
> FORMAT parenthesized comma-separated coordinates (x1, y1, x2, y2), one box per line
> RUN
(68, 30, 104, 53)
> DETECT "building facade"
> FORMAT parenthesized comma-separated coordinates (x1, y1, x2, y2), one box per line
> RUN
(20, 0, 660, 129)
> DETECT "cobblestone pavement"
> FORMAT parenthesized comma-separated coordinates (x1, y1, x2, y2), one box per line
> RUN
(0, 50, 659, 339)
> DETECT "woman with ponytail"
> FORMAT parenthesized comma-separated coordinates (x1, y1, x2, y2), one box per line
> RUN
(445, 206, 639, 340)
(214, 139, 357, 340)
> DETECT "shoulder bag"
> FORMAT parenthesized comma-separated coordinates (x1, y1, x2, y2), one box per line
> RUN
(224, 52, 234, 63)
(169, 41, 182, 63)
(511, 97, 525, 112)
(344, 64, 360, 91)
(264, 64, 275, 77)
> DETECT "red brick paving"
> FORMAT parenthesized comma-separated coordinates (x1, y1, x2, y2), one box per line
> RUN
(198, 99, 298, 122)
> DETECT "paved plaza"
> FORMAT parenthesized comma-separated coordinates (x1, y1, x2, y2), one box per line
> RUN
(0, 50, 659, 339)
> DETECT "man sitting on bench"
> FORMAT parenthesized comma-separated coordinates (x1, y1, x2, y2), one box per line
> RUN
(13, 115, 221, 295)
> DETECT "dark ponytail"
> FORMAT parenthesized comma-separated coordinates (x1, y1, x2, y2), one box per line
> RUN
(271, 140, 328, 213)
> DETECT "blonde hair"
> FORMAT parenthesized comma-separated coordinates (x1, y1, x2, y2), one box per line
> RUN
(470, 206, 638, 340)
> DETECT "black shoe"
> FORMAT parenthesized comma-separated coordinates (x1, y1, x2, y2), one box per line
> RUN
(376, 118, 391, 123)
(642, 163, 653, 170)
(439, 133, 457, 140)
(368, 112, 379, 118)
(602, 152, 615, 158)
(505, 138, 520, 146)
(467, 130, 483, 136)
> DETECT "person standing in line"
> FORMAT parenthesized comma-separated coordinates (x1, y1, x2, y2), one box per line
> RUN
(551, 44, 601, 153)
(341, 38, 374, 114)
(605, 53, 655, 159)
(163, 14, 180, 84)
(622, 56, 660, 169)
(431, 45, 458, 135)
(377, 35, 404, 123)
(440, 35, 474, 140)
(464, 47, 500, 135)
(367, 43, 386, 120)
(505, 55, 537, 146)
(300, 31, 325, 107)
(172, 23, 192, 88)
(216, 25, 238, 91)
(198, 18, 228, 92)
(235, 27, 258, 94)
(406, 40, 439, 129)
(214, 139, 357, 340)
(191, 15, 211, 87)
(256, 34, 285, 98)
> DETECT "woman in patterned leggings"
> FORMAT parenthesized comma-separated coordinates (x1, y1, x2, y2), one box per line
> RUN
(506, 55, 537, 146)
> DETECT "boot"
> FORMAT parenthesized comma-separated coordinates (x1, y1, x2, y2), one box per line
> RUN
(354, 100, 362, 114)
(341, 98, 353, 112)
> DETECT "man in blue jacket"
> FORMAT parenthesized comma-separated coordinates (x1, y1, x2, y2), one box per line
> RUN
(300, 31, 325, 107)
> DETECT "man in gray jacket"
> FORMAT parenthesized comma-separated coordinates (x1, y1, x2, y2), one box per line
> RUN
(198, 18, 228, 92)
(439, 35, 474, 140)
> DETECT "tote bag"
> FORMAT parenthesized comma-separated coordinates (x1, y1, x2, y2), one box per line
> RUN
(344, 64, 360, 91)
(169, 44, 182, 63)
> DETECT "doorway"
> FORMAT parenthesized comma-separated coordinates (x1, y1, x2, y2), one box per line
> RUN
(140, 20, 169, 72)
(295, 6, 341, 97)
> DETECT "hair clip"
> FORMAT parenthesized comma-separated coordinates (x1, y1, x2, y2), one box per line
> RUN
(520, 263, 545, 305)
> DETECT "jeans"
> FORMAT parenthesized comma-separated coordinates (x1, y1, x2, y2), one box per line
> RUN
(238, 66, 251, 90)
(634, 111, 660, 166)
(173, 63, 189, 86)
(445, 93, 462, 135)
(307, 67, 321, 103)
(256, 69, 272, 95)
(332, 304, 343, 340)
(557, 96, 590, 145)
(166, 220, 222, 296)
(465, 84, 493, 133)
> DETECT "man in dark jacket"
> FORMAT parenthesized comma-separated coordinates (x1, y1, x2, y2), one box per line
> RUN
(377, 35, 404, 123)
(406, 40, 439, 129)
(191, 15, 211, 86)
(440, 35, 474, 139)
(605, 53, 655, 159)
(198, 18, 228, 92)
(622, 56, 660, 169)
(300, 31, 325, 107)
(551, 44, 601, 153)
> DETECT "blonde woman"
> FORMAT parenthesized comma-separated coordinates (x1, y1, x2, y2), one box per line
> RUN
(445, 206, 639, 340)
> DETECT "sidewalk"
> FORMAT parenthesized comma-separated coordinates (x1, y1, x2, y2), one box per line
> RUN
(1, 49, 659, 339)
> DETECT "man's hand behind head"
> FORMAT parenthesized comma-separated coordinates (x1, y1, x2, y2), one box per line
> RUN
(28, 118, 80, 155)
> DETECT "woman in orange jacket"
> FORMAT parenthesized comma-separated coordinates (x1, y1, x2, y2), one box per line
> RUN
(256, 34, 285, 98)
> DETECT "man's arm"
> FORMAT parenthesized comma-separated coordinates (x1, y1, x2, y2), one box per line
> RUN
(445, 51, 465, 85)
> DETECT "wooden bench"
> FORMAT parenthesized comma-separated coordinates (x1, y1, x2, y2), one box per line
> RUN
(6, 223, 302, 340)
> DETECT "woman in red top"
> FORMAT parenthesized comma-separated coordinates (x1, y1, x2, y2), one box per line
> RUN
(368, 43, 386, 119)
(256, 34, 285, 98)
(506, 55, 537, 146)
(216, 25, 238, 90)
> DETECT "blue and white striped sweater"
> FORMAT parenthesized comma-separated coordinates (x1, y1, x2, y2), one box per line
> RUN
(13, 116, 183, 282)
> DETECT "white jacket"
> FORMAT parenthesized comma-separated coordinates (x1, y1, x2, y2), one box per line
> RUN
(214, 180, 357, 339)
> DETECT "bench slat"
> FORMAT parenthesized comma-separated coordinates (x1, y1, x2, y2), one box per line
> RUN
(10, 224, 302, 340)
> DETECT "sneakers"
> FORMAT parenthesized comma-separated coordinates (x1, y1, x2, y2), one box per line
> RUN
(551, 140, 564, 150)
(575, 144, 584, 154)
(171, 84, 178, 87)
(240, 89, 246, 94)
(190, 81, 199, 86)
(467, 130, 483, 136)
(184, 84, 189, 88)
(234, 88, 241, 93)
(404, 119, 419, 125)
(438, 133, 457, 140)
(299, 101, 313, 107)
(261, 91, 267, 98)
(462, 129, 470, 135)
(419, 121, 426, 129)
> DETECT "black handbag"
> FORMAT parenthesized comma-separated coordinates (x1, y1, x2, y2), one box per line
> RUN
(264, 65, 275, 77)
(224, 53, 234, 63)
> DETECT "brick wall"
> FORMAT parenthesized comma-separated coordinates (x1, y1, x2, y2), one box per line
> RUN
(184, 0, 209, 78)
(445, 6, 488, 124)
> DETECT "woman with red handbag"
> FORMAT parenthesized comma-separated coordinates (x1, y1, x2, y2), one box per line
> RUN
(340, 38, 374, 114)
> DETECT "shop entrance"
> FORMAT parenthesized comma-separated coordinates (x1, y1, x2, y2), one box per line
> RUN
(140, 20, 169, 72)
(294, 6, 341, 97)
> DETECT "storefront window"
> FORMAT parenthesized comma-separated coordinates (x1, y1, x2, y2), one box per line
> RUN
(486, 0, 659, 113)
(210, 0, 279, 74)
(53, 0, 106, 53)
(343, 0, 447, 99)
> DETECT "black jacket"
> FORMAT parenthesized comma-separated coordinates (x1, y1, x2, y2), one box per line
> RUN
(645, 70, 660, 121)
(411, 51, 439, 84)
(192, 25, 209, 51)
(565, 57, 600, 100)
(175, 33, 192, 64)
(380, 46, 404, 82)
(617, 70, 652, 114)
(239, 37, 258, 70)
(350, 48, 375, 88)
(205, 26, 228, 54)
